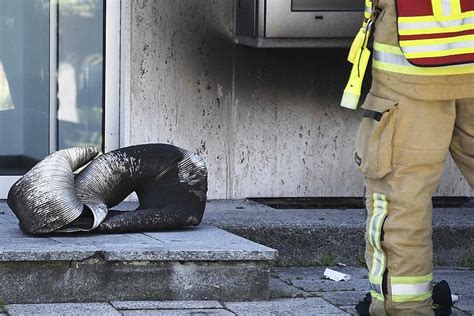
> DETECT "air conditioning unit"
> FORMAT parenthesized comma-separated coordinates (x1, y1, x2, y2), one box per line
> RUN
(235, 0, 365, 48)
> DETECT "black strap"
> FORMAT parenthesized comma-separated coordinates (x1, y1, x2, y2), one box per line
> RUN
(363, 110, 383, 122)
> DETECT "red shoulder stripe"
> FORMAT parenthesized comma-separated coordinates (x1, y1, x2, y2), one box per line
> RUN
(399, 29, 474, 40)
(397, 0, 433, 17)
(410, 53, 474, 66)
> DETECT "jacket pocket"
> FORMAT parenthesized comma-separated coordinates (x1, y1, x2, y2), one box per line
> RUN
(354, 93, 398, 179)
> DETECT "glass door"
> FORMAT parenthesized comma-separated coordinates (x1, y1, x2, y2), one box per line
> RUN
(0, 0, 118, 198)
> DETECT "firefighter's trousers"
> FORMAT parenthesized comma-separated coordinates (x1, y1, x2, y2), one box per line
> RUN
(355, 79, 474, 316)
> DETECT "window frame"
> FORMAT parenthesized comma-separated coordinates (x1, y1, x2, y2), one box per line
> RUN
(0, 0, 122, 199)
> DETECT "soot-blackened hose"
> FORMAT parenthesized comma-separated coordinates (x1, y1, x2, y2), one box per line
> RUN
(7, 144, 208, 234)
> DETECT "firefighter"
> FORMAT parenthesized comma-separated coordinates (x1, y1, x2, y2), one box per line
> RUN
(341, 0, 474, 315)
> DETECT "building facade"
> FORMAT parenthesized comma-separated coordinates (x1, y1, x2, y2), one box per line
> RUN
(0, 0, 471, 199)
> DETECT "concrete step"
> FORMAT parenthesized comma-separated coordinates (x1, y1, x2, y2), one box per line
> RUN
(3, 267, 473, 315)
(0, 203, 278, 304)
(201, 200, 473, 267)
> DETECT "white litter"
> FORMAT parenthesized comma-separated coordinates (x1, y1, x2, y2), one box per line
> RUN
(452, 294, 459, 304)
(323, 268, 351, 282)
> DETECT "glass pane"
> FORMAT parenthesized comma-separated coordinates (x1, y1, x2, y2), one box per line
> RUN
(57, 0, 104, 149)
(0, 0, 50, 175)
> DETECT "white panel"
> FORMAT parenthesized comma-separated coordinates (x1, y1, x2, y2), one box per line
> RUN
(104, 0, 121, 152)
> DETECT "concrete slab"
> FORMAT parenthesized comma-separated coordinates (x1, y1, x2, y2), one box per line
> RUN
(0, 223, 277, 262)
(201, 200, 474, 266)
(121, 309, 234, 316)
(111, 300, 224, 310)
(2, 200, 472, 266)
(5, 303, 120, 316)
(1, 260, 273, 304)
(0, 202, 278, 304)
(224, 298, 349, 315)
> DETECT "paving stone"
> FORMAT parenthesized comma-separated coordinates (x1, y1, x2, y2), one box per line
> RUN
(5, 303, 121, 315)
(434, 267, 474, 314)
(315, 290, 368, 307)
(121, 309, 234, 315)
(451, 308, 471, 316)
(272, 267, 474, 314)
(269, 277, 308, 299)
(273, 267, 369, 293)
(111, 300, 223, 310)
(224, 298, 349, 315)
(339, 306, 357, 315)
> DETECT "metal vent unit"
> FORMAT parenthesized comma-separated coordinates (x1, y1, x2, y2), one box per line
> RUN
(235, 0, 365, 48)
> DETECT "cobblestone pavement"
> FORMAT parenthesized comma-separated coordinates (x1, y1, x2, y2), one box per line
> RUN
(2, 266, 472, 315)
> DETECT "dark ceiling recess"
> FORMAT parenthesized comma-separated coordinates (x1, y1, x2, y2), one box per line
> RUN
(248, 197, 474, 210)
(292, 0, 364, 11)
(234, 0, 365, 48)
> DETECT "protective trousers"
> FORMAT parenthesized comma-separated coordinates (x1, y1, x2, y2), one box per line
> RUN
(355, 79, 474, 315)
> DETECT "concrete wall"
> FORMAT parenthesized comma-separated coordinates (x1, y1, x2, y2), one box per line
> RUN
(128, 0, 472, 199)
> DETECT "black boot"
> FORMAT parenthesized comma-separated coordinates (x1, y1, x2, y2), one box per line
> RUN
(355, 281, 455, 316)
(355, 292, 371, 316)
(433, 280, 453, 316)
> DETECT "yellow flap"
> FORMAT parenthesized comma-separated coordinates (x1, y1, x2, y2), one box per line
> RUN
(361, 93, 398, 113)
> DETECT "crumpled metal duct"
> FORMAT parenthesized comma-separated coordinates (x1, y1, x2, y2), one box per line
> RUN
(7, 144, 208, 234)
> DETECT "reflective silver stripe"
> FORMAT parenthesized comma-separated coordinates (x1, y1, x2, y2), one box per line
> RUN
(374, 50, 412, 66)
(371, 282, 383, 295)
(399, 17, 474, 30)
(392, 282, 432, 296)
(369, 193, 388, 290)
(365, 5, 372, 14)
(374, 47, 474, 68)
(441, 0, 452, 17)
(401, 40, 474, 54)
(370, 197, 386, 277)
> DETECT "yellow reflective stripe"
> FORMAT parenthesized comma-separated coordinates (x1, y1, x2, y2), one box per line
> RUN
(431, 0, 446, 18)
(373, 43, 474, 76)
(404, 47, 474, 59)
(365, 6, 372, 19)
(399, 23, 474, 36)
(400, 34, 474, 47)
(398, 10, 474, 23)
(392, 291, 432, 303)
(373, 60, 474, 75)
(391, 273, 433, 284)
(374, 42, 403, 55)
(369, 275, 383, 284)
(364, 0, 373, 19)
(450, 1, 462, 18)
(371, 290, 385, 302)
(368, 193, 388, 300)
